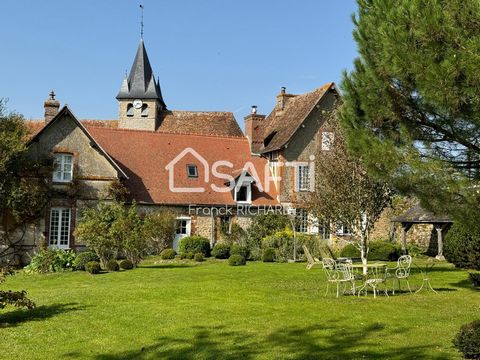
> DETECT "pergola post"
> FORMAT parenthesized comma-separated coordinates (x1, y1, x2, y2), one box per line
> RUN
(434, 223, 446, 260)
(401, 222, 412, 254)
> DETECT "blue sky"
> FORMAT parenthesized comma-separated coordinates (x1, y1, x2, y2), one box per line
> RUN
(0, 0, 358, 123)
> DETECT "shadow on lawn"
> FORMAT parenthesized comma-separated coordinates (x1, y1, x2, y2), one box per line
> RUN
(0, 302, 85, 328)
(139, 264, 195, 269)
(85, 322, 452, 360)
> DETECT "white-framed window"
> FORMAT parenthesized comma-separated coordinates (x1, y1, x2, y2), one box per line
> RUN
(297, 164, 310, 192)
(295, 209, 309, 233)
(176, 218, 191, 235)
(336, 223, 352, 236)
(235, 184, 251, 203)
(321, 131, 334, 151)
(49, 208, 71, 249)
(53, 153, 73, 182)
(186, 164, 198, 178)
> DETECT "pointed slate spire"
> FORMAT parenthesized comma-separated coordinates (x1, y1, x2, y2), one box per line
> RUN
(116, 40, 166, 108)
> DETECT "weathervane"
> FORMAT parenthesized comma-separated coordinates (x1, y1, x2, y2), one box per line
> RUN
(140, 2, 144, 39)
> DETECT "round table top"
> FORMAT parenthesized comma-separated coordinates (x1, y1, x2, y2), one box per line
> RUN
(350, 263, 387, 268)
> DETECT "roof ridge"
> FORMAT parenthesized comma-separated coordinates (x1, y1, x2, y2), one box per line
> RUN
(86, 125, 247, 140)
(171, 110, 234, 115)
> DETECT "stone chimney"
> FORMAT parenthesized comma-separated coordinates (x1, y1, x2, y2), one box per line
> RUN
(44, 90, 60, 123)
(244, 105, 265, 146)
(276, 86, 296, 111)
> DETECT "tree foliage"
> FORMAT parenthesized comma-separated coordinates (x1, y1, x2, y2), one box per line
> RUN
(0, 266, 35, 310)
(309, 110, 392, 269)
(340, 0, 480, 229)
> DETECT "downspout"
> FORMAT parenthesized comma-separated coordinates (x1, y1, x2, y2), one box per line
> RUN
(210, 211, 215, 247)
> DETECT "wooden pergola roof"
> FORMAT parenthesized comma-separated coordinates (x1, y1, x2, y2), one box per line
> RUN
(392, 205, 452, 224)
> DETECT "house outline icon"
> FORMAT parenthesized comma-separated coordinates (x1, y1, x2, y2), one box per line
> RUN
(165, 147, 210, 193)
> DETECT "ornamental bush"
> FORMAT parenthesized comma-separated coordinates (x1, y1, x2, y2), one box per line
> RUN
(194, 253, 204, 262)
(24, 249, 77, 274)
(444, 223, 480, 270)
(73, 250, 100, 271)
(228, 254, 246, 266)
(212, 244, 230, 259)
(179, 236, 211, 257)
(106, 259, 119, 272)
(339, 244, 360, 259)
(230, 244, 249, 259)
(470, 273, 480, 288)
(119, 259, 133, 270)
(262, 248, 275, 262)
(453, 320, 480, 359)
(339, 241, 400, 261)
(85, 261, 101, 274)
(160, 248, 176, 260)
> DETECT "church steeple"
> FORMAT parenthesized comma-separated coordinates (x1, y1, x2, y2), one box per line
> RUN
(116, 39, 166, 109)
(117, 40, 166, 131)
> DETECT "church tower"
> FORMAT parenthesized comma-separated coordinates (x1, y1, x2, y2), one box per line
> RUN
(116, 40, 166, 131)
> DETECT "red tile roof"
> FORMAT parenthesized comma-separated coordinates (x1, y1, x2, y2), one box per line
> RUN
(253, 83, 335, 153)
(86, 126, 278, 206)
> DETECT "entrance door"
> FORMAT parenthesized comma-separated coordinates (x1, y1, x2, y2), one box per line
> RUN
(174, 217, 191, 251)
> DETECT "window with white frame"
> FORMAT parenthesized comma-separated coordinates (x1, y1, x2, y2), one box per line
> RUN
(235, 185, 251, 203)
(295, 209, 309, 233)
(186, 164, 198, 178)
(297, 164, 311, 192)
(176, 219, 189, 235)
(321, 132, 334, 151)
(49, 208, 71, 248)
(336, 223, 352, 235)
(52, 153, 73, 182)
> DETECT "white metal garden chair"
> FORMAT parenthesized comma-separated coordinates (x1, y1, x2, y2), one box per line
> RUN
(322, 258, 356, 298)
(387, 255, 412, 294)
(302, 245, 320, 270)
(357, 265, 389, 298)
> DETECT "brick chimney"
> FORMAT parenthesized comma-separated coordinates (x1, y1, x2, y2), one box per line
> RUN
(244, 105, 265, 146)
(276, 86, 296, 111)
(44, 90, 60, 123)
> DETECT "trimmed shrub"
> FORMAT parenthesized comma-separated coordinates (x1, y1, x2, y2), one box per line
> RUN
(179, 236, 211, 257)
(406, 244, 424, 257)
(453, 320, 480, 359)
(186, 252, 194, 260)
(106, 259, 119, 272)
(160, 248, 176, 260)
(230, 244, 249, 259)
(339, 244, 360, 259)
(73, 250, 100, 271)
(119, 259, 133, 270)
(194, 253, 204, 262)
(445, 223, 480, 270)
(85, 261, 101, 274)
(212, 244, 230, 259)
(470, 273, 480, 288)
(262, 248, 275, 262)
(369, 241, 400, 261)
(228, 254, 246, 266)
(246, 213, 290, 260)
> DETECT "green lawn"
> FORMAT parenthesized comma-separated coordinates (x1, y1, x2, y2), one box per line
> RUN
(0, 258, 478, 359)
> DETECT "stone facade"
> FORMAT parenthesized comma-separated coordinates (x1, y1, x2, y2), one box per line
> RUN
(118, 99, 159, 131)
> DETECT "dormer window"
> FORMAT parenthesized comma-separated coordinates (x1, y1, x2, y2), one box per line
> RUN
(53, 153, 73, 182)
(141, 104, 149, 117)
(126, 103, 134, 117)
(187, 164, 198, 178)
(235, 185, 251, 203)
(263, 131, 277, 148)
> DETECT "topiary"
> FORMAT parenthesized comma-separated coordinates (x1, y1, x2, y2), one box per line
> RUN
(179, 236, 211, 257)
(469, 273, 480, 288)
(262, 247, 275, 262)
(445, 223, 480, 270)
(185, 252, 194, 260)
(85, 261, 101, 274)
(228, 254, 246, 266)
(194, 253, 204, 262)
(212, 244, 230, 259)
(119, 259, 133, 270)
(160, 248, 176, 260)
(106, 259, 119, 272)
(230, 244, 249, 259)
(453, 320, 480, 359)
(339, 244, 360, 258)
(73, 250, 100, 271)
(369, 241, 400, 261)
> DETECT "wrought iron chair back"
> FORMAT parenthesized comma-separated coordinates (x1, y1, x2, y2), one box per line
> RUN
(321, 258, 338, 281)
(395, 255, 412, 279)
(337, 262, 355, 282)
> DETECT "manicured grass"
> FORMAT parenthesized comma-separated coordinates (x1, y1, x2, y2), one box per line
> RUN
(0, 258, 478, 359)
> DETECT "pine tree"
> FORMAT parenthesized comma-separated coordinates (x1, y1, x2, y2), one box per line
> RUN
(340, 0, 480, 228)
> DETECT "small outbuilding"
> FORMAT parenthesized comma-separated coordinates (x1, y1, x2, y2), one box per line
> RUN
(392, 205, 453, 260)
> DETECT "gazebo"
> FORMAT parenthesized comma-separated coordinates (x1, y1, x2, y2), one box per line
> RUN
(392, 205, 453, 260)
